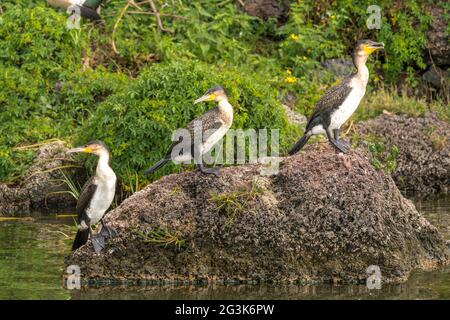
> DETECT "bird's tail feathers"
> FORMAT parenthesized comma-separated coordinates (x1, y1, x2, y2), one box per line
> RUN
(72, 229, 89, 251)
(144, 158, 169, 175)
(288, 134, 311, 155)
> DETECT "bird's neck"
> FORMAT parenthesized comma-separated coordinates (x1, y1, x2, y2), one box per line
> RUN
(218, 99, 233, 115)
(96, 153, 115, 181)
(218, 99, 233, 125)
(353, 55, 369, 85)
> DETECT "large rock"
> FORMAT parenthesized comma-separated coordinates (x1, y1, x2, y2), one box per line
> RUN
(355, 113, 450, 195)
(65, 144, 448, 284)
(0, 141, 80, 215)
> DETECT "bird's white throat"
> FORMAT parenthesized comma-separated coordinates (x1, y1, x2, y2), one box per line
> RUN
(355, 64, 369, 86)
(218, 99, 233, 122)
(96, 153, 116, 181)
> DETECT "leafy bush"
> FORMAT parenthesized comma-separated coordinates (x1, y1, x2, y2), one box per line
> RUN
(0, 5, 126, 180)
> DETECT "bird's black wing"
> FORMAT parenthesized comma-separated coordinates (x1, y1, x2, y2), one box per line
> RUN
(306, 75, 353, 130)
(164, 108, 224, 158)
(76, 177, 97, 224)
(78, 6, 101, 20)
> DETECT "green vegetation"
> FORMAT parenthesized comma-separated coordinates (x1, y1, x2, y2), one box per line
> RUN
(354, 88, 450, 122)
(134, 227, 185, 249)
(210, 182, 263, 227)
(0, 0, 447, 190)
(46, 170, 82, 203)
(424, 127, 447, 152)
(352, 133, 399, 174)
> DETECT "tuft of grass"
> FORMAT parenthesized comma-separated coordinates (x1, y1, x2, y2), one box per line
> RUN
(355, 88, 449, 122)
(133, 227, 185, 249)
(170, 186, 182, 196)
(424, 127, 447, 151)
(210, 181, 263, 227)
(121, 165, 144, 195)
(45, 170, 81, 205)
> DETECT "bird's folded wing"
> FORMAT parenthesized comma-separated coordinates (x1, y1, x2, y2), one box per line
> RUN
(164, 108, 224, 158)
(76, 177, 97, 222)
(306, 76, 353, 129)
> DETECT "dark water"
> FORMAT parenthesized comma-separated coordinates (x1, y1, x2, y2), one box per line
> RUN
(0, 195, 449, 300)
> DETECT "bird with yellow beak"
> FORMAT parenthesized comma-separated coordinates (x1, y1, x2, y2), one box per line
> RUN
(144, 86, 233, 176)
(67, 140, 117, 253)
(289, 39, 384, 154)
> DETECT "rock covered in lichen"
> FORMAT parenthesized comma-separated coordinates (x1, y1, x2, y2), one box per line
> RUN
(65, 144, 448, 284)
(355, 113, 450, 195)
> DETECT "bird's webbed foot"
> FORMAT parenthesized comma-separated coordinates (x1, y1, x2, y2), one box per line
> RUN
(330, 139, 350, 154)
(91, 234, 106, 253)
(328, 129, 350, 154)
(100, 223, 117, 238)
(196, 164, 220, 176)
(337, 139, 350, 149)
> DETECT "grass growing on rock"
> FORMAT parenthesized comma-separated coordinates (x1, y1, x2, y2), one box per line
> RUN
(354, 89, 450, 122)
(210, 181, 264, 227)
(423, 127, 447, 152)
(352, 133, 399, 174)
(133, 227, 185, 250)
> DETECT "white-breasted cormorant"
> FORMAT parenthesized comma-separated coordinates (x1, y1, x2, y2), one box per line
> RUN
(144, 86, 233, 176)
(289, 39, 384, 155)
(47, 0, 104, 20)
(68, 140, 117, 253)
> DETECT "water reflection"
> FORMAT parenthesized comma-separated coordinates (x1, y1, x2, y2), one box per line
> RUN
(69, 274, 449, 300)
(0, 217, 74, 299)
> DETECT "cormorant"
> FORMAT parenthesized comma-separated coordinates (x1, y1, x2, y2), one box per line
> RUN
(144, 86, 233, 176)
(288, 39, 384, 155)
(47, 0, 104, 20)
(68, 140, 117, 253)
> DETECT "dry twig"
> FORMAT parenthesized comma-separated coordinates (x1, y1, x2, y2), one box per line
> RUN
(147, 0, 172, 33)
(236, 0, 246, 8)
(128, 0, 144, 11)
(127, 10, 185, 19)
(111, 1, 131, 54)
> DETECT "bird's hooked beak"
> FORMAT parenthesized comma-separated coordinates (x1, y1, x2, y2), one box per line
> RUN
(67, 146, 92, 154)
(364, 42, 385, 54)
(194, 93, 216, 104)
